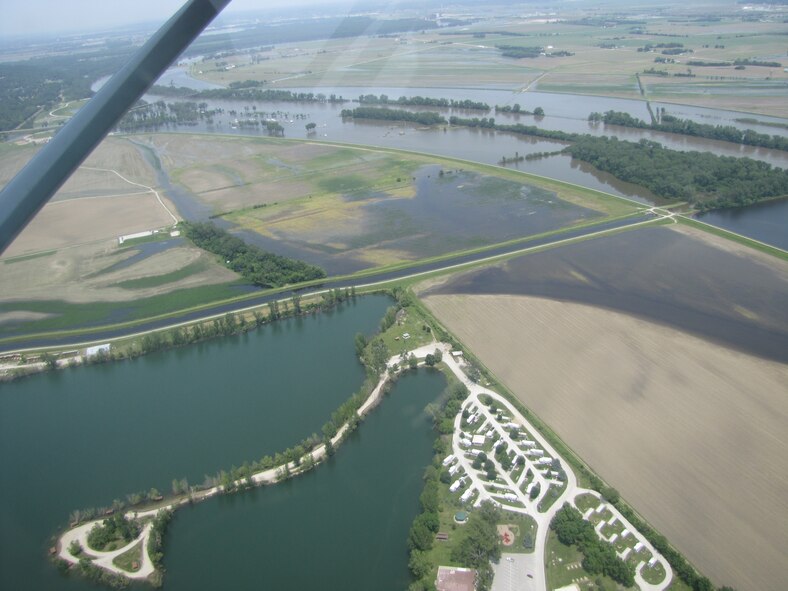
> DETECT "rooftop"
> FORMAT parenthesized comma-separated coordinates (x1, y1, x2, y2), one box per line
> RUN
(436, 566, 476, 591)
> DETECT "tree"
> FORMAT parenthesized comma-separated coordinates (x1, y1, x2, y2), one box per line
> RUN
(408, 549, 432, 579)
(268, 299, 280, 320)
(424, 353, 436, 366)
(451, 501, 501, 580)
(533, 106, 544, 116)
(433, 348, 443, 363)
(366, 338, 390, 374)
(306, 122, 317, 131)
(41, 352, 58, 370)
(601, 486, 619, 504)
(266, 121, 284, 136)
(408, 518, 434, 551)
(354, 332, 368, 358)
(408, 353, 418, 369)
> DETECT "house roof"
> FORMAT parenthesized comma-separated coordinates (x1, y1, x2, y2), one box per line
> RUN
(436, 566, 476, 591)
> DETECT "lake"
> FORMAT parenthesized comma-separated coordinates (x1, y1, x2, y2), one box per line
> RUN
(0, 295, 447, 590)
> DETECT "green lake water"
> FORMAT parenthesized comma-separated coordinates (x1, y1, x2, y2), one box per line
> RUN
(0, 295, 444, 590)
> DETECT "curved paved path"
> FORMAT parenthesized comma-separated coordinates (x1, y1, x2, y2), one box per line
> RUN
(433, 343, 672, 591)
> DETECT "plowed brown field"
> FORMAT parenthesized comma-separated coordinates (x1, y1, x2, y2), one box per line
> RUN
(422, 292, 787, 590)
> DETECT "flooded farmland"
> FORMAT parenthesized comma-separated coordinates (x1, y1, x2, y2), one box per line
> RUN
(423, 224, 788, 363)
(230, 164, 603, 275)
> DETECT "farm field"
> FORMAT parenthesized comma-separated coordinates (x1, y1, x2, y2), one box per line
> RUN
(419, 226, 788, 591)
(193, 14, 788, 116)
(421, 293, 787, 591)
(0, 138, 240, 334)
(225, 161, 606, 275)
(421, 224, 788, 363)
(139, 134, 635, 275)
(193, 35, 537, 90)
(1, 138, 173, 257)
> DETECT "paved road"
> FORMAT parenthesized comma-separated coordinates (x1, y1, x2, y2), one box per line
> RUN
(0, 214, 654, 353)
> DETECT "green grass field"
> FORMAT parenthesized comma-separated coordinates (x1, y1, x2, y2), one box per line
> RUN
(111, 541, 142, 572)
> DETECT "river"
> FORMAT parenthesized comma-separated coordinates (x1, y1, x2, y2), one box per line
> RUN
(0, 295, 450, 590)
(92, 69, 788, 247)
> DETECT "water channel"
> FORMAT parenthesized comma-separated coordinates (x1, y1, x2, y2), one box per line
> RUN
(92, 70, 788, 247)
(0, 295, 450, 590)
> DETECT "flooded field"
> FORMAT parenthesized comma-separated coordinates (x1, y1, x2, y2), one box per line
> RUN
(228, 164, 603, 275)
(423, 224, 788, 363)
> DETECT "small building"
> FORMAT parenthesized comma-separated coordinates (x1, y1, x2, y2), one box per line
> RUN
(608, 533, 618, 543)
(621, 529, 631, 538)
(460, 488, 474, 503)
(448, 463, 460, 476)
(402, 332, 411, 340)
(525, 482, 536, 495)
(436, 566, 476, 591)
(536, 457, 552, 465)
(471, 434, 486, 447)
(619, 547, 632, 560)
(648, 556, 658, 567)
(442, 454, 456, 466)
(85, 343, 111, 358)
(595, 503, 606, 514)
(467, 449, 481, 457)
(504, 492, 518, 502)
(449, 479, 464, 492)
(118, 230, 153, 245)
(634, 541, 644, 552)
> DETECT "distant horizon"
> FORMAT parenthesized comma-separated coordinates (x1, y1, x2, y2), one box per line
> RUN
(0, 0, 361, 39)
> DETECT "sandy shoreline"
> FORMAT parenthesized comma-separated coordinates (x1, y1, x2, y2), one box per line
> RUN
(422, 293, 788, 591)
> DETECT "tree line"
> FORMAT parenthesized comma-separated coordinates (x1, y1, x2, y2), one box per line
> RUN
(590, 110, 788, 152)
(181, 221, 325, 288)
(115, 100, 222, 132)
(565, 136, 788, 210)
(448, 114, 787, 210)
(198, 87, 348, 103)
(341, 109, 788, 210)
(357, 93, 490, 111)
(340, 107, 447, 126)
(407, 378, 504, 591)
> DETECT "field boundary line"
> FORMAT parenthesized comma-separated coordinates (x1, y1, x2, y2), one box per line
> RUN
(81, 166, 178, 224)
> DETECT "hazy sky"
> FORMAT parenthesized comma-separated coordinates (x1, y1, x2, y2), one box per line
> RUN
(1, 0, 353, 37)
